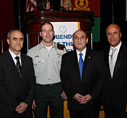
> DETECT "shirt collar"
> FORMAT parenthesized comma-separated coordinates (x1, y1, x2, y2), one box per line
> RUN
(38, 41, 57, 50)
(110, 41, 122, 50)
(76, 47, 87, 61)
(109, 41, 122, 55)
(9, 49, 21, 59)
(76, 47, 87, 55)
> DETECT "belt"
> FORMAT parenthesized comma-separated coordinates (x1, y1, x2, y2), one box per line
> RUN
(37, 82, 61, 87)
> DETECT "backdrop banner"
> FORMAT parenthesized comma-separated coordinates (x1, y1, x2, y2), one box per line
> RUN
(52, 22, 80, 52)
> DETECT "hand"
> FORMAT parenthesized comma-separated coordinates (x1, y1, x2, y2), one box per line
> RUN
(15, 102, 28, 114)
(125, 105, 127, 112)
(61, 91, 68, 100)
(100, 106, 104, 110)
(73, 93, 84, 103)
(84, 94, 92, 102)
(79, 94, 92, 104)
(32, 100, 36, 110)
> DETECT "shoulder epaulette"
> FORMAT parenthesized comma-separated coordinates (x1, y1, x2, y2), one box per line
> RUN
(57, 44, 65, 50)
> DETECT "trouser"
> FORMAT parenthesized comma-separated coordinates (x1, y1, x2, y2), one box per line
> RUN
(105, 108, 127, 118)
(69, 108, 99, 118)
(104, 99, 127, 118)
(34, 83, 63, 118)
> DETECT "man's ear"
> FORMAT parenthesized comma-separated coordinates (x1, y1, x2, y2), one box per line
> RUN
(39, 32, 42, 37)
(120, 33, 122, 39)
(86, 38, 89, 44)
(7, 39, 9, 45)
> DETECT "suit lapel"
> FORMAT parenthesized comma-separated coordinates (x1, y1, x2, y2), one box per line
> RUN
(81, 49, 90, 85)
(83, 49, 91, 68)
(5, 51, 21, 79)
(113, 53, 121, 78)
(104, 47, 112, 78)
(71, 50, 80, 74)
(104, 48, 110, 68)
(113, 44, 124, 78)
(71, 50, 81, 82)
(21, 54, 27, 79)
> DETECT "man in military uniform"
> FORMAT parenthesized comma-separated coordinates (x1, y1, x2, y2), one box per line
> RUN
(27, 22, 67, 118)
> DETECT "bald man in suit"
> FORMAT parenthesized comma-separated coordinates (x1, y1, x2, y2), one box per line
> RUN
(60, 30, 105, 118)
(102, 24, 127, 118)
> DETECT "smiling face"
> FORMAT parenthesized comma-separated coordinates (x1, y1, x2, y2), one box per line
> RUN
(40, 23, 54, 47)
(106, 24, 122, 47)
(73, 30, 88, 52)
(7, 30, 24, 55)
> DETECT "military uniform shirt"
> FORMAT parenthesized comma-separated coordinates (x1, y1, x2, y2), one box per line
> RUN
(27, 42, 66, 85)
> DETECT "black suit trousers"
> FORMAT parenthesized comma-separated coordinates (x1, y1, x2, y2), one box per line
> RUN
(70, 108, 99, 118)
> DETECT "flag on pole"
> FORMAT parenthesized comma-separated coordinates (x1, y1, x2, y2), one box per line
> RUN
(26, 0, 37, 12)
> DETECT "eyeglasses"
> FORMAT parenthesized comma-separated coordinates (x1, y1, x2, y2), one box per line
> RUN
(42, 29, 53, 33)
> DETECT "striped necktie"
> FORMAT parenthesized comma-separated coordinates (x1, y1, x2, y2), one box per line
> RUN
(15, 56, 22, 77)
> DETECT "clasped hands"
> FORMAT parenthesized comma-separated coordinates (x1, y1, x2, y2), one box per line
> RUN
(15, 102, 28, 114)
(73, 93, 92, 104)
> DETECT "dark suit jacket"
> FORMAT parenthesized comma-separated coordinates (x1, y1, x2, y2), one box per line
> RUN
(60, 49, 104, 111)
(0, 51, 36, 115)
(102, 43, 127, 111)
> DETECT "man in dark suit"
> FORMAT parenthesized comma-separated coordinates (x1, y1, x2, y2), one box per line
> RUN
(102, 24, 127, 118)
(60, 30, 105, 118)
(0, 29, 36, 118)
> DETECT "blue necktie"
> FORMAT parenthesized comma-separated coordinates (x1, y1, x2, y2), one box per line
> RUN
(79, 53, 84, 82)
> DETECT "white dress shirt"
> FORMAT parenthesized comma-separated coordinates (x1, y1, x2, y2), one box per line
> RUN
(76, 48, 87, 62)
(109, 41, 122, 68)
(9, 49, 22, 66)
